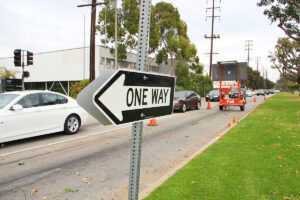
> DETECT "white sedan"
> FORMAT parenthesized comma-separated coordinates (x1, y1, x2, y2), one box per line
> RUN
(0, 90, 89, 143)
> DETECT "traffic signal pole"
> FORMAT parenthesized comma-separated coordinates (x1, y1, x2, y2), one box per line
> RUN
(22, 50, 25, 91)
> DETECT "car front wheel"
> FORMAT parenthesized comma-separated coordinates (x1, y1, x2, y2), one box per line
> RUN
(196, 101, 201, 110)
(64, 114, 81, 135)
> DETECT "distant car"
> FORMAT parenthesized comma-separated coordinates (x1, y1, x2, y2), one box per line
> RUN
(0, 90, 89, 143)
(205, 90, 225, 102)
(173, 91, 201, 112)
(268, 89, 275, 94)
(274, 90, 280, 93)
(246, 90, 253, 97)
(229, 88, 246, 99)
(264, 89, 270, 95)
(256, 89, 265, 96)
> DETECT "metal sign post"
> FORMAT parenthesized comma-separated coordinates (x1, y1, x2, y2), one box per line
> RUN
(128, 0, 152, 199)
(76, 1, 173, 199)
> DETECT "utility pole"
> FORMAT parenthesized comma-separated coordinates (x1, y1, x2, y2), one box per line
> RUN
(256, 56, 260, 72)
(245, 40, 253, 66)
(205, 0, 220, 78)
(114, 0, 118, 69)
(78, 1, 106, 82)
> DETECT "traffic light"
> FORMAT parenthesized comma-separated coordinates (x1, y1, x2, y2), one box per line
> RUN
(14, 49, 22, 66)
(27, 51, 33, 65)
(23, 71, 30, 78)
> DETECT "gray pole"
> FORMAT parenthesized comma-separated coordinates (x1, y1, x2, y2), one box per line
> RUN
(21, 50, 24, 91)
(128, 0, 152, 199)
(114, 0, 118, 69)
(84, 15, 86, 79)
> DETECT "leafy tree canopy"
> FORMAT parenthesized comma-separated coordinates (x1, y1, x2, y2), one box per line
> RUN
(269, 37, 300, 86)
(257, 0, 300, 41)
(0, 67, 19, 79)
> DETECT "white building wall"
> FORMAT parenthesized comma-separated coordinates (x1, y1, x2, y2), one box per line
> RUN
(0, 46, 160, 83)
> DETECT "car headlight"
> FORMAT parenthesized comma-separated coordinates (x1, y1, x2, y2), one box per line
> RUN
(214, 96, 218, 98)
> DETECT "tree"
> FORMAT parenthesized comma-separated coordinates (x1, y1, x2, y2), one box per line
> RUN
(97, 0, 127, 60)
(0, 67, 19, 79)
(269, 38, 300, 90)
(97, 0, 160, 63)
(257, 0, 300, 41)
(155, 2, 189, 75)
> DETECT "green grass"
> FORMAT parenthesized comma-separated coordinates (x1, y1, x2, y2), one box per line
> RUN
(144, 93, 300, 200)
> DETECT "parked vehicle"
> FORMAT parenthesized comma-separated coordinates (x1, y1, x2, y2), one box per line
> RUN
(264, 89, 270, 95)
(274, 90, 280, 93)
(0, 90, 89, 143)
(268, 89, 275, 94)
(229, 88, 246, 98)
(173, 91, 201, 112)
(246, 90, 253, 97)
(256, 89, 265, 96)
(205, 90, 225, 102)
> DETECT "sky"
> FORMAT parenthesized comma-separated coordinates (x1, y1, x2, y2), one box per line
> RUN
(0, 0, 286, 82)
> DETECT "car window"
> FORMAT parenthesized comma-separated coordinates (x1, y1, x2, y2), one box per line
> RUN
(174, 91, 187, 98)
(0, 94, 19, 109)
(57, 94, 68, 104)
(16, 93, 40, 108)
(41, 93, 58, 105)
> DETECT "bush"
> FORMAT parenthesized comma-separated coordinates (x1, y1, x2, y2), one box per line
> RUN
(70, 79, 90, 99)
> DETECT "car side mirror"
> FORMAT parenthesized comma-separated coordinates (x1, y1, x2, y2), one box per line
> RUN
(11, 104, 23, 111)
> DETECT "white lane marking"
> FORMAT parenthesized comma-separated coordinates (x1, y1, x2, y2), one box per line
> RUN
(0, 126, 130, 157)
(0, 113, 180, 157)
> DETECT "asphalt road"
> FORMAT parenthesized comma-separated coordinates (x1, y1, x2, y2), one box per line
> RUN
(0, 95, 267, 200)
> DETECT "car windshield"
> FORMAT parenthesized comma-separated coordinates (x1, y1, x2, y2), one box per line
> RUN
(0, 94, 19, 109)
(174, 91, 187, 98)
(209, 90, 219, 94)
(231, 89, 239, 93)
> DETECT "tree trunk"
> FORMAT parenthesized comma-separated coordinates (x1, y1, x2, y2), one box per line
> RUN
(169, 52, 174, 75)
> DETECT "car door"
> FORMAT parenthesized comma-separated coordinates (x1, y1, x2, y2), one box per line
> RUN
(5, 93, 45, 138)
(186, 92, 194, 109)
(190, 92, 198, 108)
(39, 93, 68, 131)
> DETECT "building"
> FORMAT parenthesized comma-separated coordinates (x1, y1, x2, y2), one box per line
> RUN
(0, 46, 167, 94)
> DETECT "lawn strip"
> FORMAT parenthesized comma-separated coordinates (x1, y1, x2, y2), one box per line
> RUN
(144, 93, 300, 200)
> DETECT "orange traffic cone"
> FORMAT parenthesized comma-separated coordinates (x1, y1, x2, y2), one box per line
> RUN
(148, 119, 157, 126)
(233, 118, 236, 123)
(254, 96, 256, 102)
(228, 122, 231, 128)
(207, 100, 211, 110)
(264, 96, 266, 101)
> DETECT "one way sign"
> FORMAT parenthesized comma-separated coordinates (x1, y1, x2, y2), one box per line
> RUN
(77, 69, 175, 125)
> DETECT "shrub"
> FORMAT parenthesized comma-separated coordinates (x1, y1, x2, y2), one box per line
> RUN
(70, 79, 90, 99)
